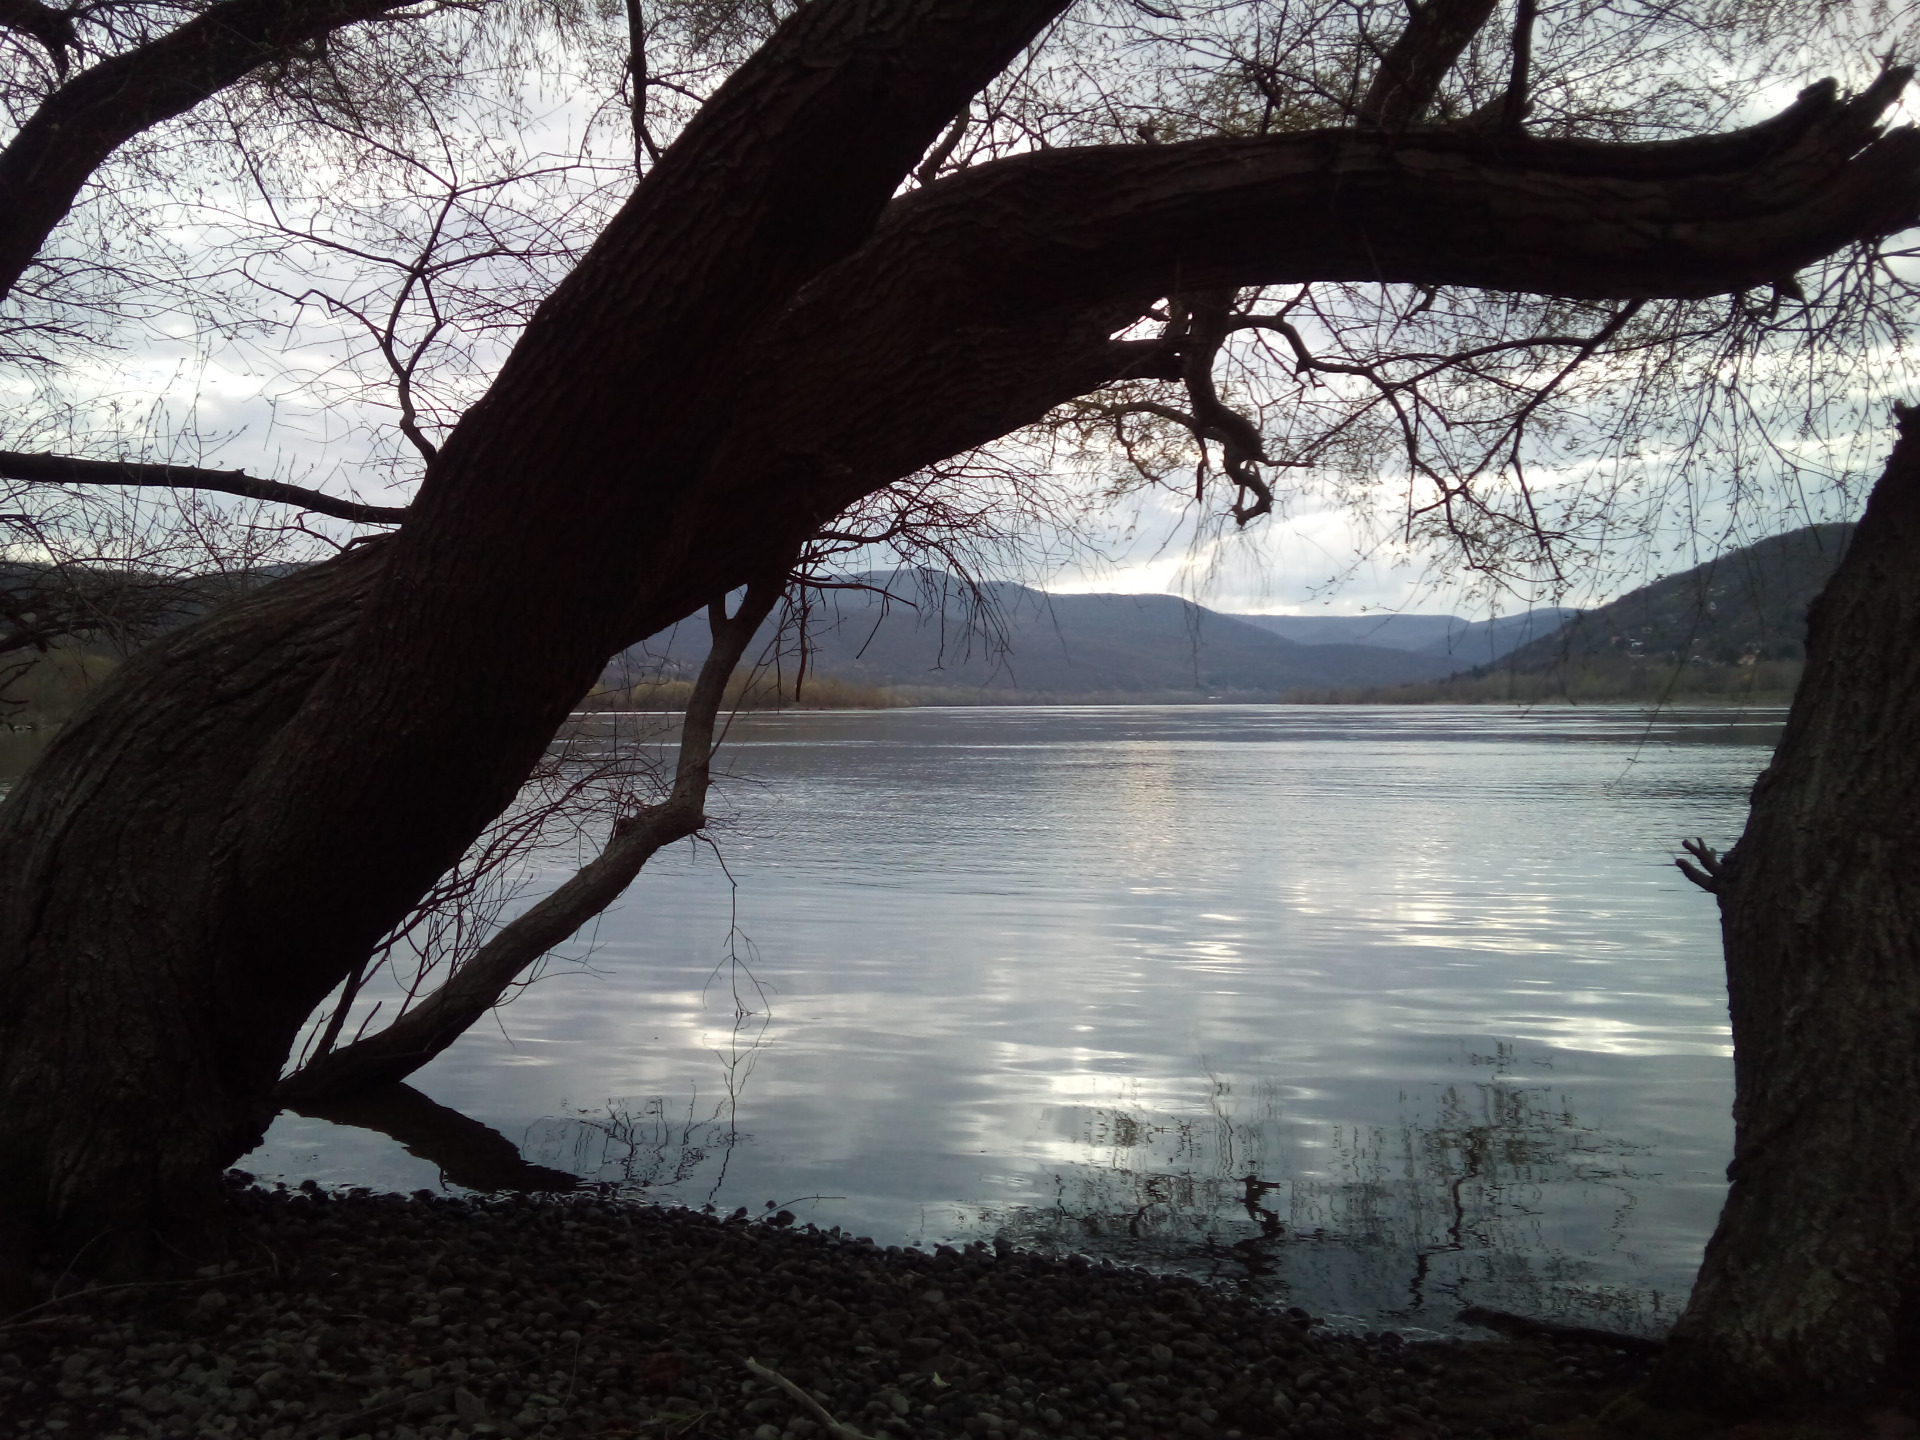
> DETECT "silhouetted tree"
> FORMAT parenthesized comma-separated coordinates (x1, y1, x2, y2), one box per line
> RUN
(2, 0, 1919, 1413)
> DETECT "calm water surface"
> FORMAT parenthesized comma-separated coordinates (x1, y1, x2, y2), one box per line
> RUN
(247, 705, 1781, 1337)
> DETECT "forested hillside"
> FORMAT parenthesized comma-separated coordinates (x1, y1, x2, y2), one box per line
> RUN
(1305, 524, 1854, 703)
(1500, 523, 1854, 670)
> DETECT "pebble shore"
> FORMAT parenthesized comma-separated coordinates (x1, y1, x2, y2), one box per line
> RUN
(0, 1179, 1654, 1440)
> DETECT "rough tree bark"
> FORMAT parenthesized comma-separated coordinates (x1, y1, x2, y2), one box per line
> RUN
(1652, 408, 1920, 1412)
(0, 547, 389, 1269)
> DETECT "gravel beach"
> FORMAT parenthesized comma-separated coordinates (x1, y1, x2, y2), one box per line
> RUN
(0, 1179, 1656, 1440)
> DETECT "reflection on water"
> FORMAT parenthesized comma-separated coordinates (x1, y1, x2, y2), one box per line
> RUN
(310, 1052, 1670, 1338)
(525, 1094, 745, 1199)
(961, 1050, 1665, 1336)
(518, 970, 769, 1202)
(289, 1084, 580, 1194)
(245, 705, 1775, 1336)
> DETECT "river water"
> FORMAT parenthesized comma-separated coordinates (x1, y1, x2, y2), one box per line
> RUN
(243, 704, 1779, 1338)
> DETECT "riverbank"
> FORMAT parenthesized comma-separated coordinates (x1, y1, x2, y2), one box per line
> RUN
(3, 1181, 1860, 1440)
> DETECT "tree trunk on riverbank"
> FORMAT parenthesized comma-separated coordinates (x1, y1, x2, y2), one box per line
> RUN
(0, 0, 1073, 1273)
(1654, 406, 1920, 1411)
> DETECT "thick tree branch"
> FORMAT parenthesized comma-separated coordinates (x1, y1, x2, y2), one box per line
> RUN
(653, 65, 1916, 571)
(1501, 0, 1537, 133)
(0, 451, 408, 525)
(1357, 0, 1501, 132)
(916, 109, 968, 186)
(1174, 289, 1278, 522)
(272, 569, 785, 1104)
(0, 0, 433, 300)
(0, 0, 74, 77)
(657, 68, 1920, 601)
(869, 68, 1920, 312)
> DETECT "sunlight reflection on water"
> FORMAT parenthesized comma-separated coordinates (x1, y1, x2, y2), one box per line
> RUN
(247, 704, 1779, 1336)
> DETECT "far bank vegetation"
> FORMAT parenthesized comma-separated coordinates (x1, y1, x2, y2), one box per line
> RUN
(1295, 657, 1806, 706)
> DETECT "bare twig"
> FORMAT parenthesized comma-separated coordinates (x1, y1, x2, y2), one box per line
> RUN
(743, 1357, 889, 1440)
(1676, 837, 1726, 893)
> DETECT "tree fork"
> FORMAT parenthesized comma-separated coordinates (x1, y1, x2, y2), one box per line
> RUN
(1651, 407, 1920, 1410)
(274, 568, 788, 1104)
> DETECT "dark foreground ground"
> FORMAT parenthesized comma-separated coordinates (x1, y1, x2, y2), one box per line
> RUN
(0, 1183, 1903, 1440)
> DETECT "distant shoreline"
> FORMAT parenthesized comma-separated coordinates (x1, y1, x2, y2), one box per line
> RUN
(582, 669, 1802, 714)
(574, 694, 1798, 717)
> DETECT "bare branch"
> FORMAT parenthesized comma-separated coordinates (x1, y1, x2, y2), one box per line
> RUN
(916, 108, 969, 187)
(1677, 837, 1726, 894)
(0, 452, 409, 525)
(743, 1359, 882, 1440)
(1171, 289, 1274, 522)
(0, 0, 441, 300)
(1503, 0, 1537, 134)
(626, 0, 662, 171)
(885, 68, 1920, 306)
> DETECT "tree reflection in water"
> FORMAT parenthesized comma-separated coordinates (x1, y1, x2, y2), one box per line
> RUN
(957, 1046, 1666, 1338)
(301, 1030, 1678, 1337)
(289, 1084, 581, 1195)
(522, 1091, 746, 1202)
(521, 964, 766, 1207)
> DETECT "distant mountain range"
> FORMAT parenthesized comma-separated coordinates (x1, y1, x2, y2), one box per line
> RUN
(1229, 609, 1579, 667)
(607, 571, 1566, 702)
(4, 522, 1846, 726)
(606, 522, 1854, 705)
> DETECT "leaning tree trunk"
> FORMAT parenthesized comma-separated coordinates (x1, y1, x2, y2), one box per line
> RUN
(0, 0, 1072, 1275)
(274, 573, 786, 1106)
(1653, 406, 1920, 1411)
(0, 549, 389, 1277)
